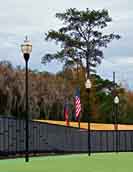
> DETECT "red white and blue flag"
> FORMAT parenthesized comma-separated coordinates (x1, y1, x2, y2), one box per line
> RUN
(75, 87, 81, 120)
(64, 102, 69, 126)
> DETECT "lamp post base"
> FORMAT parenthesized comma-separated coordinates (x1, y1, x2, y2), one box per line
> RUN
(88, 122, 91, 156)
(25, 155, 29, 162)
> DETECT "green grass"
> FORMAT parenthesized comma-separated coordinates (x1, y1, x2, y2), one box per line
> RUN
(0, 153, 133, 172)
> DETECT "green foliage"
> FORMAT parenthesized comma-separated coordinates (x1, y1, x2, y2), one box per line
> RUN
(42, 8, 120, 73)
(41, 8, 122, 123)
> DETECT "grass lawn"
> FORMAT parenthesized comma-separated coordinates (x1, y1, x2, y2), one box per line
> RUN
(0, 153, 133, 172)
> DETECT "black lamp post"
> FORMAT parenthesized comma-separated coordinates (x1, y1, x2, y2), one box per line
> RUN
(21, 36, 32, 162)
(114, 95, 119, 153)
(85, 78, 92, 156)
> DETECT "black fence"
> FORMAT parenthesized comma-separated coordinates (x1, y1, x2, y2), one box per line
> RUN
(0, 117, 133, 157)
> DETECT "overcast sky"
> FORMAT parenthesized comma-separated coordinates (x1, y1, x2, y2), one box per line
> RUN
(0, 0, 132, 88)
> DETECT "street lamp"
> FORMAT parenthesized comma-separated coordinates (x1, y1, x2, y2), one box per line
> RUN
(85, 78, 92, 156)
(114, 95, 119, 153)
(21, 36, 32, 162)
(85, 79, 92, 89)
(114, 96, 119, 105)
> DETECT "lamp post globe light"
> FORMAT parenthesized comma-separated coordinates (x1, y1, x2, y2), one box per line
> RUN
(114, 96, 119, 126)
(21, 36, 32, 60)
(114, 96, 119, 104)
(85, 79, 92, 89)
(21, 36, 32, 162)
(85, 78, 92, 156)
(114, 95, 119, 153)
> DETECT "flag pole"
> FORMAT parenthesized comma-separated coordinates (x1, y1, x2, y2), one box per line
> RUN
(76, 62, 81, 129)
(78, 113, 80, 128)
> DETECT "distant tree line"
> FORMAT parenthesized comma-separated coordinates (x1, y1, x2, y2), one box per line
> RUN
(0, 60, 133, 124)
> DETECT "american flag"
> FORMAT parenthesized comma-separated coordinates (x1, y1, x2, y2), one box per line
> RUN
(75, 87, 81, 119)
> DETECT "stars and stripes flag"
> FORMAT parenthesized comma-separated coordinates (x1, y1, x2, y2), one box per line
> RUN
(75, 87, 81, 120)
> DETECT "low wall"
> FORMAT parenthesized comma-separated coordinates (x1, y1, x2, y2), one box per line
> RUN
(0, 117, 133, 157)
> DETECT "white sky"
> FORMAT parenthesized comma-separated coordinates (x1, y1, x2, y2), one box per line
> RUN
(0, 0, 132, 88)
